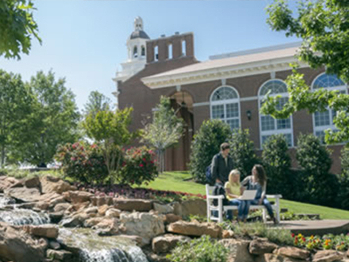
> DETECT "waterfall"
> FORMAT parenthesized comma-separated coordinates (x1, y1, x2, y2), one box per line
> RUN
(58, 228, 148, 262)
(0, 195, 50, 225)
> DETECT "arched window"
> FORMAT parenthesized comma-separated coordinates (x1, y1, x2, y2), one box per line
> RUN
(259, 79, 293, 147)
(312, 73, 347, 143)
(182, 40, 186, 56)
(210, 86, 240, 130)
(141, 46, 145, 57)
(168, 44, 173, 59)
(133, 46, 138, 58)
(154, 46, 158, 61)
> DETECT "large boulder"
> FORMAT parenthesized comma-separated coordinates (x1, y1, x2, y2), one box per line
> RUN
(173, 199, 207, 217)
(219, 239, 254, 262)
(46, 249, 73, 261)
(164, 214, 182, 224)
(4, 187, 41, 202)
(0, 222, 46, 262)
(119, 212, 165, 245)
(22, 176, 41, 189)
(312, 250, 344, 262)
(23, 225, 59, 239)
(66, 191, 93, 204)
(40, 176, 75, 194)
(91, 196, 113, 206)
(277, 247, 310, 260)
(258, 253, 307, 262)
(114, 199, 153, 212)
(0, 176, 19, 193)
(249, 238, 279, 255)
(153, 203, 174, 214)
(152, 234, 190, 254)
(167, 221, 221, 238)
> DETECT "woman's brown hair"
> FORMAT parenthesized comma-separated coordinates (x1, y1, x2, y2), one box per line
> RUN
(253, 164, 267, 187)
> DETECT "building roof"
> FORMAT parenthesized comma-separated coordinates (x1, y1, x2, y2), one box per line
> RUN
(129, 30, 150, 40)
(142, 44, 306, 89)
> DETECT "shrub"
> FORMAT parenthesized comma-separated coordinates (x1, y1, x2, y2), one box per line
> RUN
(168, 235, 228, 262)
(337, 147, 349, 209)
(55, 141, 108, 184)
(189, 120, 231, 183)
(229, 129, 259, 179)
(119, 146, 158, 185)
(296, 134, 337, 206)
(262, 134, 292, 197)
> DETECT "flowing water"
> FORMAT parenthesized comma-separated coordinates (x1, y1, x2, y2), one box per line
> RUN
(58, 228, 149, 262)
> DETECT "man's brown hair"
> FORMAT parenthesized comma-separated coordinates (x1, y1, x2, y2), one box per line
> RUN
(220, 142, 230, 151)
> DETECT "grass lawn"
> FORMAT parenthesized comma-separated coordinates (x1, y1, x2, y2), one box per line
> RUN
(136, 171, 349, 220)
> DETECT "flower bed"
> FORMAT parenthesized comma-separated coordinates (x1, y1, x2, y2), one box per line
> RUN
(293, 233, 349, 251)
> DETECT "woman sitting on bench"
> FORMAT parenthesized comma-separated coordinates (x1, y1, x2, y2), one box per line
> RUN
(241, 164, 277, 224)
(224, 169, 245, 222)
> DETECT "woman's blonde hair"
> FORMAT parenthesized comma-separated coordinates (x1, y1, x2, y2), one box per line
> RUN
(229, 169, 240, 182)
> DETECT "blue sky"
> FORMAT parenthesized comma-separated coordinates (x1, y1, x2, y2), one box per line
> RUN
(0, 0, 298, 111)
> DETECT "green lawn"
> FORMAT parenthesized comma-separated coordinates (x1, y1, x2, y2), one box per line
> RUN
(136, 171, 349, 220)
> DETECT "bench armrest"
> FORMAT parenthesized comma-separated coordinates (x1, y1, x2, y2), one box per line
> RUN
(266, 194, 282, 199)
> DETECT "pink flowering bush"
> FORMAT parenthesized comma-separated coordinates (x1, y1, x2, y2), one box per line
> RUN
(55, 141, 108, 184)
(119, 146, 158, 185)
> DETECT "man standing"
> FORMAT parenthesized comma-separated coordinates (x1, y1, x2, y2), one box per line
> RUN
(211, 142, 234, 184)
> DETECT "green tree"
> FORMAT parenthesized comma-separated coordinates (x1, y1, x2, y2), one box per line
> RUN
(14, 71, 80, 166)
(83, 107, 138, 183)
(229, 129, 259, 179)
(189, 119, 231, 183)
(337, 148, 349, 209)
(0, 0, 41, 59)
(262, 134, 292, 197)
(296, 134, 337, 206)
(261, 0, 349, 145)
(83, 91, 112, 117)
(0, 70, 33, 167)
(141, 96, 184, 173)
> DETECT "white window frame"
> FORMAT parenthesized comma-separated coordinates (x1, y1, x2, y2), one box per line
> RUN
(210, 85, 241, 131)
(258, 79, 294, 148)
(311, 73, 348, 143)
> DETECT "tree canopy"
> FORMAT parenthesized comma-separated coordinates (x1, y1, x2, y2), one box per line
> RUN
(83, 91, 112, 117)
(0, 0, 41, 59)
(261, 0, 349, 146)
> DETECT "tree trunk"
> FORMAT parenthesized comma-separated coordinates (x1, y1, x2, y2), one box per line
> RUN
(0, 144, 5, 168)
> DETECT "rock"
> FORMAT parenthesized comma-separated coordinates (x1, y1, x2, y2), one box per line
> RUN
(73, 201, 90, 211)
(35, 201, 49, 210)
(164, 214, 182, 224)
(154, 203, 174, 214)
(49, 240, 61, 250)
(40, 176, 75, 194)
(219, 239, 254, 262)
(120, 212, 165, 245)
(23, 176, 41, 189)
(84, 206, 98, 214)
(0, 176, 19, 193)
(0, 222, 45, 262)
(49, 196, 66, 207)
(98, 204, 109, 216)
(105, 208, 121, 218)
(23, 225, 59, 239)
(312, 250, 344, 262)
(259, 253, 307, 262)
(222, 230, 234, 239)
(167, 221, 221, 238)
(54, 203, 72, 213)
(68, 191, 93, 204)
(4, 187, 41, 202)
(91, 196, 113, 206)
(60, 213, 88, 227)
(48, 212, 64, 224)
(113, 199, 153, 212)
(173, 199, 207, 217)
(249, 238, 279, 255)
(46, 249, 73, 261)
(84, 217, 105, 228)
(277, 247, 310, 260)
(152, 234, 190, 254)
(145, 250, 171, 262)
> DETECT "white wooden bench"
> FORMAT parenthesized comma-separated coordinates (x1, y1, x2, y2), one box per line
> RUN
(205, 184, 282, 223)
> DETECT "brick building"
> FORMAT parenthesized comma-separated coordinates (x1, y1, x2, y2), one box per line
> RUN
(115, 18, 348, 173)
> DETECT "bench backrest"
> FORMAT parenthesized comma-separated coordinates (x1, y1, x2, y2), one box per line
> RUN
(206, 184, 216, 205)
